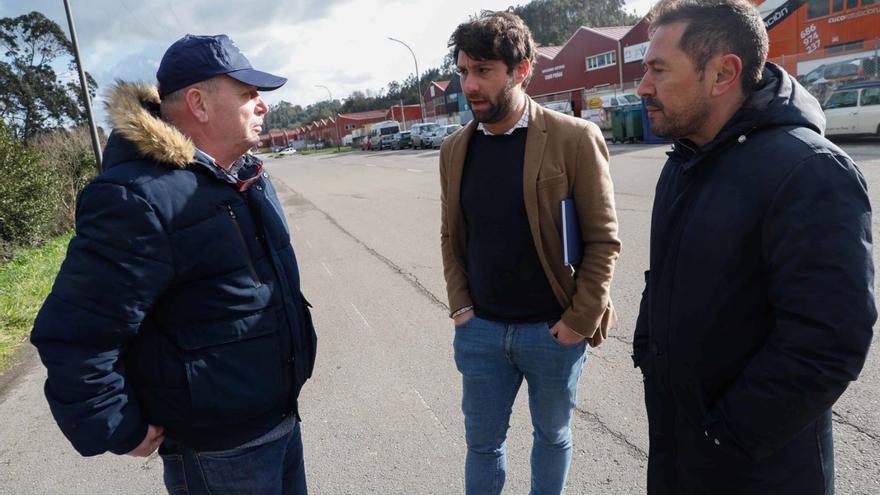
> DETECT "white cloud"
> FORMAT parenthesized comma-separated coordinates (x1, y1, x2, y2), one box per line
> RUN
(1, 0, 655, 126)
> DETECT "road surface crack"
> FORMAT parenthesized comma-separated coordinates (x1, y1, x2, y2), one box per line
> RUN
(575, 407, 648, 461)
(832, 411, 880, 443)
(274, 182, 449, 313)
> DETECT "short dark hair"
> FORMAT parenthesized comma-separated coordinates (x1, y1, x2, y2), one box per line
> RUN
(448, 11, 537, 87)
(649, 0, 769, 93)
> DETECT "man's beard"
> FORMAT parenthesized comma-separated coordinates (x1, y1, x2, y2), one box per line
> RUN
(468, 77, 516, 124)
(646, 94, 711, 140)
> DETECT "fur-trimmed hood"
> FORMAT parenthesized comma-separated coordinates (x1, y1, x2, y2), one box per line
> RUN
(104, 81, 195, 168)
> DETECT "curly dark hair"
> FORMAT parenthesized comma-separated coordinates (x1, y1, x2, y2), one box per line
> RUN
(448, 11, 537, 87)
(649, 0, 769, 93)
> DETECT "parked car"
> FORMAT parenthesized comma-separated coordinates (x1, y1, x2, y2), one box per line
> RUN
(430, 124, 462, 148)
(410, 122, 439, 149)
(278, 146, 297, 155)
(391, 131, 412, 150)
(822, 80, 880, 137)
(369, 120, 400, 150)
(802, 56, 880, 103)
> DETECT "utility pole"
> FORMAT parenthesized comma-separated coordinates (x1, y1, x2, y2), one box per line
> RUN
(400, 99, 407, 129)
(63, 0, 102, 170)
(315, 84, 340, 151)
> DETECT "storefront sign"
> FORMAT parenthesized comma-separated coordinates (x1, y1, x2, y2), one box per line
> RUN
(542, 64, 565, 80)
(623, 42, 649, 64)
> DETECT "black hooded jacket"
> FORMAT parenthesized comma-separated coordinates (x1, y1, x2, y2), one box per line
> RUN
(633, 63, 875, 490)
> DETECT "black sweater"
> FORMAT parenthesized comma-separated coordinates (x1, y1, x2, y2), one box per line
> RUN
(460, 128, 561, 323)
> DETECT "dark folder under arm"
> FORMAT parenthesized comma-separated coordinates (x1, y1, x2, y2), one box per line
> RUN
(561, 198, 582, 267)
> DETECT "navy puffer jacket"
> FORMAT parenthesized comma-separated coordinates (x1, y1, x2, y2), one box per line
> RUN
(31, 82, 317, 456)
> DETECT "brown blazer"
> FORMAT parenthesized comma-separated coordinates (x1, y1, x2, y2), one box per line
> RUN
(439, 98, 621, 346)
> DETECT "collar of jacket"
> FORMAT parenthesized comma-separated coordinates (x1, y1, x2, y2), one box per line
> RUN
(447, 94, 548, 179)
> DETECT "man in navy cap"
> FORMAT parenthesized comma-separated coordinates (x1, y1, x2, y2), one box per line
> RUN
(31, 34, 317, 494)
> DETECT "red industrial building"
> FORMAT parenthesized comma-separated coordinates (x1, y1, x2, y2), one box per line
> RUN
(423, 81, 450, 119)
(757, 0, 879, 77)
(385, 104, 423, 128)
(526, 21, 650, 117)
(258, 103, 423, 150)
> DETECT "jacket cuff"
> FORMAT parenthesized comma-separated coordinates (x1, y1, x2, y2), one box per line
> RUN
(561, 303, 613, 341)
(448, 294, 473, 318)
(702, 410, 753, 462)
(109, 419, 149, 456)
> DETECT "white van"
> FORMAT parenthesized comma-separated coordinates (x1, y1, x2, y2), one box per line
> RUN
(822, 81, 880, 137)
(369, 120, 401, 151)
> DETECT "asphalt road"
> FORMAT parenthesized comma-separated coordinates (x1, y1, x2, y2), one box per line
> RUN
(0, 141, 877, 494)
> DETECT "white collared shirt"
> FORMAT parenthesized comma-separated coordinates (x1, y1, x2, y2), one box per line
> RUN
(477, 99, 530, 136)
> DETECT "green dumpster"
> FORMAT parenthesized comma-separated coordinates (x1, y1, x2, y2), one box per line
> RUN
(610, 108, 627, 143)
(623, 105, 644, 142)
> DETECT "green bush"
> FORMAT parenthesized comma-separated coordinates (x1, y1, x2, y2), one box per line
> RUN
(31, 126, 102, 231)
(0, 120, 59, 256)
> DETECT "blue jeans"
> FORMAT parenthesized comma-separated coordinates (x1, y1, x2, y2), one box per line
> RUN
(159, 418, 307, 495)
(453, 315, 588, 495)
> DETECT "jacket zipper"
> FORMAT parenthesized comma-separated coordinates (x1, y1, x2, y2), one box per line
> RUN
(226, 205, 262, 287)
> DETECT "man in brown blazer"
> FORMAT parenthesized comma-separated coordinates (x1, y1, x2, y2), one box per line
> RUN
(440, 12, 620, 495)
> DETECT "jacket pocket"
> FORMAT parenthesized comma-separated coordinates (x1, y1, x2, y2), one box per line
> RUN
(178, 311, 284, 425)
(537, 172, 567, 189)
(300, 293, 317, 380)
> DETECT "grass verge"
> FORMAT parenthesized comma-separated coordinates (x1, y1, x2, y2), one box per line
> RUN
(0, 232, 71, 372)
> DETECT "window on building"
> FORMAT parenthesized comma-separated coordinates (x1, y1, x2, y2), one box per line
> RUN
(807, 0, 830, 18)
(832, 0, 844, 12)
(847, 0, 858, 7)
(863, 0, 877, 5)
(586, 50, 617, 71)
(826, 40, 865, 53)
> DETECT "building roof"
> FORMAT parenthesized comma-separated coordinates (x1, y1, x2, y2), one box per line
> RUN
(537, 46, 562, 59)
(432, 80, 450, 91)
(588, 25, 633, 40)
(337, 109, 388, 121)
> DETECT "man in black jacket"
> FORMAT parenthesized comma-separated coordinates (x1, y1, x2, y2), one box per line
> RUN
(31, 35, 317, 494)
(634, 1, 875, 494)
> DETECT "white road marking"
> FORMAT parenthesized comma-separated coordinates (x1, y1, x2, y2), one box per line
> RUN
(294, 225, 301, 231)
(351, 302, 372, 330)
(366, 164, 376, 167)
(306, 240, 313, 249)
(406, 168, 422, 173)
(413, 387, 457, 446)
(321, 261, 333, 277)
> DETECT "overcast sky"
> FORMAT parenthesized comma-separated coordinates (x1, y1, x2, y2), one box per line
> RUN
(0, 0, 654, 127)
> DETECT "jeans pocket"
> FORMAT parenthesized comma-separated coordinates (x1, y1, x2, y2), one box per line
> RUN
(194, 433, 289, 493)
(454, 315, 476, 330)
(160, 453, 188, 495)
(545, 321, 585, 349)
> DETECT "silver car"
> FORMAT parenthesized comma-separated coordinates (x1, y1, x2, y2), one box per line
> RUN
(430, 124, 462, 149)
(410, 122, 439, 149)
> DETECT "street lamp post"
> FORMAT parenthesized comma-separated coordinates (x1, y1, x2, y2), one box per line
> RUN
(315, 84, 340, 151)
(387, 37, 424, 124)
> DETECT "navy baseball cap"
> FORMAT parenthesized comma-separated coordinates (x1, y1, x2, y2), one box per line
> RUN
(157, 34, 287, 98)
